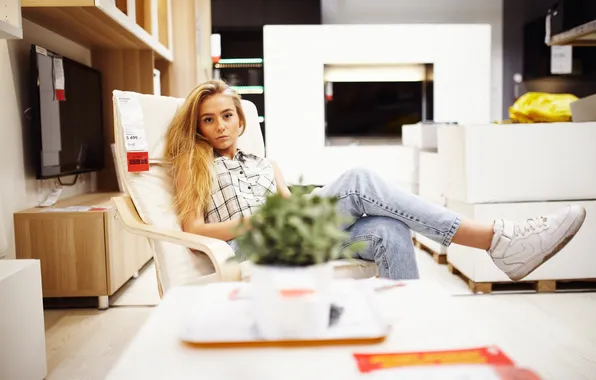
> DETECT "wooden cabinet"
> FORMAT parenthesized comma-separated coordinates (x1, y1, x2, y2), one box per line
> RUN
(13, 192, 153, 309)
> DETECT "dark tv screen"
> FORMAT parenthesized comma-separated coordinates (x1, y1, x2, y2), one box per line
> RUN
(30, 44, 104, 179)
(324, 81, 431, 138)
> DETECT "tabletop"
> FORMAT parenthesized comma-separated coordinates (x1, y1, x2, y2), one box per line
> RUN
(105, 279, 596, 380)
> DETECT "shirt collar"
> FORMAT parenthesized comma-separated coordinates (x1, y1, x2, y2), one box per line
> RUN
(215, 148, 247, 162)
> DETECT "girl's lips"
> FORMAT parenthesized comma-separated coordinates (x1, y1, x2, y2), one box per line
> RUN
(217, 136, 229, 140)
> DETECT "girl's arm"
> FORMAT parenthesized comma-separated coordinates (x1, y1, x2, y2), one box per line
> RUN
(182, 212, 251, 242)
(175, 167, 250, 241)
(270, 160, 292, 198)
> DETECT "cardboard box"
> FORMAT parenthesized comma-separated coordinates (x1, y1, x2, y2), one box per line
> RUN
(438, 122, 596, 203)
(571, 94, 596, 122)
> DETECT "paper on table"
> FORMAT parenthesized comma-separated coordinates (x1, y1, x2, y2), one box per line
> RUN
(180, 280, 389, 343)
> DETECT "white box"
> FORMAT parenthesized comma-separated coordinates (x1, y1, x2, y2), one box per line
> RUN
(438, 122, 596, 203)
(0, 260, 47, 380)
(415, 233, 447, 255)
(402, 123, 440, 150)
(418, 151, 446, 206)
(446, 199, 596, 283)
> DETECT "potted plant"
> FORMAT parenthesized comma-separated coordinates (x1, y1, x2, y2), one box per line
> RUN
(234, 184, 364, 340)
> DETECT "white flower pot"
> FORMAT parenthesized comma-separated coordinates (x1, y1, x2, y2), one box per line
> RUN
(249, 261, 334, 340)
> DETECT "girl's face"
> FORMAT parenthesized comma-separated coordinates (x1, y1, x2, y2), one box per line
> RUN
(198, 94, 242, 156)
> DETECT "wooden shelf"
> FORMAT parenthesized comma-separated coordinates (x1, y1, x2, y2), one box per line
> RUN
(548, 19, 596, 46)
(21, 0, 172, 61)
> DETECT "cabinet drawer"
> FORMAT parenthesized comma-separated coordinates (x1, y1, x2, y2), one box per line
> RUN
(14, 212, 107, 297)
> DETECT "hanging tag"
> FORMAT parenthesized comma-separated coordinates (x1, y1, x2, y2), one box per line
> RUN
(53, 57, 66, 101)
(551, 45, 573, 74)
(36, 46, 48, 56)
(115, 93, 150, 172)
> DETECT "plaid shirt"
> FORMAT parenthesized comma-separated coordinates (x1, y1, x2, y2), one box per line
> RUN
(205, 149, 277, 224)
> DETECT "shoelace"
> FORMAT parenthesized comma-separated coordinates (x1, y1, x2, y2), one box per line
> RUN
(513, 216, 548, 237)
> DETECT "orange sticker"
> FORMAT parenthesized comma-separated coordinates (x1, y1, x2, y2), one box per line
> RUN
(353, 346, 514, 373)
(279, 289, 316, 298)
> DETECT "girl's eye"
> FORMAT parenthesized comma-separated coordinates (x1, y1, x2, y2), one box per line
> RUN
(224, 113, 233, 119)
(203, 118, 212, 123)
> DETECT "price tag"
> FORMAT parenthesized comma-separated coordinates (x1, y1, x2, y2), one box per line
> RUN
(124, 128, 148, 151)
(115, 93, 150, 172)
(53, 57, 66, 101)
(36, 46, 48, 56)
(551, 46, 573, 74)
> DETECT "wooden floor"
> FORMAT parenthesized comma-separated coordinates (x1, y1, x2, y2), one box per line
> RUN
(43, 262, 158, 380)
(44, 252, 596, 380)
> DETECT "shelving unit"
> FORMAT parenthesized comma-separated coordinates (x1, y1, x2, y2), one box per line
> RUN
(19, 0, 205, 191)
(21, 0, 172, 60)
(0, 0, 23, 39)
(548, 19, 596, 46)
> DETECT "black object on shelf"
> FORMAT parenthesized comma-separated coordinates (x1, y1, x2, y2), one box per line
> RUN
(211, 0, 321, 29)
(547, 0, 596, 37)
(523, 16, 596, 80)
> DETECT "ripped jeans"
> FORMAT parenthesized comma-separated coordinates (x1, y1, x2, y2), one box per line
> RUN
(230, 168, 462, 280)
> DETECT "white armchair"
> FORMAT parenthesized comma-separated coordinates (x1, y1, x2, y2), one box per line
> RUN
(110, 91, 376, 296)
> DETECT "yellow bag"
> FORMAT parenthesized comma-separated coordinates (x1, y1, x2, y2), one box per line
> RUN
(509, 92, 578, 123)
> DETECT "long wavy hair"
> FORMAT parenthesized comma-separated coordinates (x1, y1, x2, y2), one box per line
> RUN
(164, 80, 246, 224)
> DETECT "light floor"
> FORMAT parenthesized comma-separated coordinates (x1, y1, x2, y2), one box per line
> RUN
(44, 250, 596, 380)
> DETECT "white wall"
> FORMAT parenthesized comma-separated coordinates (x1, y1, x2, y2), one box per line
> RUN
(264, 24, 491, 186)
(321, 0, 503, 122)
(0, 19, 96, 259)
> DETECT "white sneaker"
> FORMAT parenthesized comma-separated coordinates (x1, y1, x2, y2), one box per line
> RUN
(487, 205, 587, 281)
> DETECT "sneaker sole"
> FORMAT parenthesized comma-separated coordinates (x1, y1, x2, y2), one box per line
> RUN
(507, 206, 587, 281)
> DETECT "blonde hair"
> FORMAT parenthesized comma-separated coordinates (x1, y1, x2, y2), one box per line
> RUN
(165, 79, 246, 224)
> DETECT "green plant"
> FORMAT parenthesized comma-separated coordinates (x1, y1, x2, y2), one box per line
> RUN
(235, 185, 365, 267)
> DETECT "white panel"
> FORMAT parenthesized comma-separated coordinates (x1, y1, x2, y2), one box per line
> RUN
(0, 260, 47, 380)
(0, 0, 22, 39)
(324, 64, 426, 82)
(418, 151, 445, 205)
(441, 123, 596, 203)
(320, 0, 503, 121)
(264, 24, 491, 185)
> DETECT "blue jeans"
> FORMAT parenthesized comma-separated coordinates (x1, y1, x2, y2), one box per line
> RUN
(313, 168, 462, 279)
(230, 168, 462, 280)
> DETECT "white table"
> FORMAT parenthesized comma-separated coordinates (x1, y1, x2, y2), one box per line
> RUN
(105, 280, 596, 380)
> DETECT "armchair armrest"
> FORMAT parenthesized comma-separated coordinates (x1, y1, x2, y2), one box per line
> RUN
(111, 195, 241, 282)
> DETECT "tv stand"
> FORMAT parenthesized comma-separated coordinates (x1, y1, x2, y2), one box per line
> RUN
(13, 192, 153, 309)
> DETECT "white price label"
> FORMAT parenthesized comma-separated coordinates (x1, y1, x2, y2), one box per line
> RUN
(117, 95, 145, 129)
(53, 57, 65, 90)
(124, 129, 148, 151)
(116, 93, 148, 153)
(551, 46, 573, 74)
(36, 46, 48, 56)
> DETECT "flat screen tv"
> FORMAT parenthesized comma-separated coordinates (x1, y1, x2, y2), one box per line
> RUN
(29, 44, 105, 179)
(324, 81, 433, 140)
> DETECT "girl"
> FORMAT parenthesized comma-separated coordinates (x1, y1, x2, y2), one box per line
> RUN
(165, 80, 586, 281)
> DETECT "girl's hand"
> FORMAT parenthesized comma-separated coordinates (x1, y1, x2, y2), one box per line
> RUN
(241, 216, 253, 230)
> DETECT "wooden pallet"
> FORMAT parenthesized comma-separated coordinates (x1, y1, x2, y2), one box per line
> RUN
(414, 240, 447, 265)
(447, 262, 596, 294)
